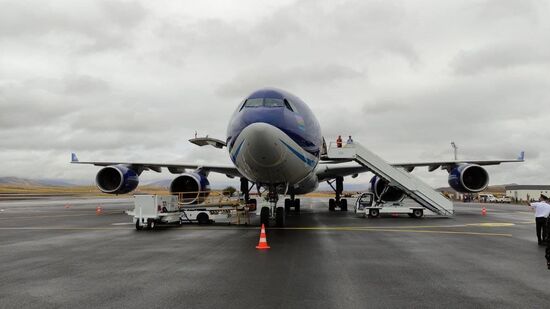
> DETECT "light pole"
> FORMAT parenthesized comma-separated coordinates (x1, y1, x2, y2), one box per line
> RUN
(451, 141, 458, 160)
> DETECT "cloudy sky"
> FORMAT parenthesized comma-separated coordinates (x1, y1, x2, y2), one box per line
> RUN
(1, 0, 549, 188)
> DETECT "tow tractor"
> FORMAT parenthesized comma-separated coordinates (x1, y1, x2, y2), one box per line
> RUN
(354, 192, 425, 218)
(129, 193, 252, 230)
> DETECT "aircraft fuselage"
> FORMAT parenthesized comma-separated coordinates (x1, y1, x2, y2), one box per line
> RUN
(226, 88, 322, 193)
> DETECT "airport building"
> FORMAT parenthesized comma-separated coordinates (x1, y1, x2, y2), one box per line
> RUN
(505, 185, 550, 202)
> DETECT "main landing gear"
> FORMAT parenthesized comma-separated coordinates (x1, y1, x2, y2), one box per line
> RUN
(240, 178, 257, 211)
(327, 176, 348, 212)
(284, 191, 300, 214)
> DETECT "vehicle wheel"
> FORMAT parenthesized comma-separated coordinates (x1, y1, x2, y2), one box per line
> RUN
(284, 198, 291, 214)
(248, 198, 257, 211)
(135, 219, 142, 231)
(369, 209, 380, 218)
(295, 199, 300, 213)
(260, 206, 270, 227)
(329, 199, 335, 211)
(275, 207, 284, 227)
(197, 212, 209, 225)
(146, 219, 155, 230)
(340, 199, 348, 211)
(412, 209, 423, 218)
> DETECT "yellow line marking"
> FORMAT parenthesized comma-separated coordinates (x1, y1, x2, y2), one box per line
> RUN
(0, 226, 512, 237)
(465, 223, 515, 227)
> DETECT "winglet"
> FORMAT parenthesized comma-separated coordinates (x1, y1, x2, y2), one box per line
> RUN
(518, 151, 525, 161)
(71, 153, 79, 162)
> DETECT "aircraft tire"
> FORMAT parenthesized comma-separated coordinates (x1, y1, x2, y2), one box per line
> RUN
(275, 207, 284, 227)
(260, 207, 270, 227)
(146, 219, 155, 230)
(340, 199, 348, 211)
(284, 199, 291, 214)
(135, 219, 142, 231)
(295, 199, 300, 213)
(329, 199, 335, 211)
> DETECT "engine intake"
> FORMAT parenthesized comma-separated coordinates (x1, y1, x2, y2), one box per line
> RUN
(169, 173, 211, 204)
(448, 164, 489, 193)
(96, 165, 139, 194)
(370, 176, 405, 202)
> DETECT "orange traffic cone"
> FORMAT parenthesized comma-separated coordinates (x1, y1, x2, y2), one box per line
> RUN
(96, 206, 103, 215)
(481, 207, 487, 216)
(256, 224, 270, 249)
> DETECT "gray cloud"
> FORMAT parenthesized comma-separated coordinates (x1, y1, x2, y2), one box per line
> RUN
(218, 64, 365, 98)
(1, 0, 549, 188)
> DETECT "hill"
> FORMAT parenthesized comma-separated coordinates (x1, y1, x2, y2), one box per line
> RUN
(0, 177, 75, 187)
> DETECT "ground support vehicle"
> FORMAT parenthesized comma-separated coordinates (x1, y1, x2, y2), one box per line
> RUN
(354, 192, 425, 218)
(128, 194, 251, 230)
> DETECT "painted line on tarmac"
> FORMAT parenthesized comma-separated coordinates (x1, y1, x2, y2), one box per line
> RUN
(0, 226, 512, 236)
(0, 212, 121, 220)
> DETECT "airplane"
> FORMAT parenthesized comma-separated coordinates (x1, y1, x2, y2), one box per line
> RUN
(71, 88, 524, 227)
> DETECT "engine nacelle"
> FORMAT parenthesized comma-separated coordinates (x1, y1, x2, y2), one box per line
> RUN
(370, 176, 405, 202)
(169, 173, 211, 204)
(448, 164, 489, 193)
(96, 165, 139, 194)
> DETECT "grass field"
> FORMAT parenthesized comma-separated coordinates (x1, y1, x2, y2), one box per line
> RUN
(0, 185, 169, 196)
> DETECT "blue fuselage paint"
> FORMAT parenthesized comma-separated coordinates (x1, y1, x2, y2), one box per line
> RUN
(226, 88, 322, 185)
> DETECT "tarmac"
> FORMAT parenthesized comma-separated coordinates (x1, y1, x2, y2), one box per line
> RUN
(0, 197, 549, 308)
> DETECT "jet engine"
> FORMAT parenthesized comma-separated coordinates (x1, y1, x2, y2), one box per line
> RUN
(448, 164, 489, 193)
(370, 176, 405, 202)
(169, 173, 211, 204)
(96, 165, 139, 194)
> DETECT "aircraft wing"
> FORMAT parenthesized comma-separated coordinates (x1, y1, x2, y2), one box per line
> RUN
(70, 153, 242, 178)
(316, 151, 525, 181)
(392, 151, 525, 172)
(316, 164, 370, 182)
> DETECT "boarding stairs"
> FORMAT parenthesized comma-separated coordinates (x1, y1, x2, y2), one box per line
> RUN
(325, 143, 454, 216)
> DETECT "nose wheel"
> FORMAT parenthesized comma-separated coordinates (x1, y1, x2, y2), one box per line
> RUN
(260, 185, 286, 227)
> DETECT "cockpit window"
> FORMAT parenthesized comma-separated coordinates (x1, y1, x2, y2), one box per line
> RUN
(241, 98, 294, 111)
(283, 99, 294, 111)
(264, 98, 284, 107)
(243, 98, 264, 107)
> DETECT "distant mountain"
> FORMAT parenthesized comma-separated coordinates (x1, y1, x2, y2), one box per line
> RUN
(0, 177, 76, 187)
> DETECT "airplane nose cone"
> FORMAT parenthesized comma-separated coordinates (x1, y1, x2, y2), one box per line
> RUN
(242, 123, 285, 167)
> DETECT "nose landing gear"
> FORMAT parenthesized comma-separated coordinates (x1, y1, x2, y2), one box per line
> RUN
(260, 186, 285, 227)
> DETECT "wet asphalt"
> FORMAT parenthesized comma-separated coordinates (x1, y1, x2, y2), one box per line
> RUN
(0, 197, 548, 308)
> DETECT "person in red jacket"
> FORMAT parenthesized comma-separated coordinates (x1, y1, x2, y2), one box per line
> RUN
(336, 135, 342, 148)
